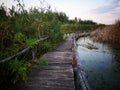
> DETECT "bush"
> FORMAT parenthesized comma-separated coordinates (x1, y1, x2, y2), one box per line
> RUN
(0, 59, 31, 89)
(9, 59, 31, 84)
(14, 32, 26, 44)
(36, 57, 48, 65)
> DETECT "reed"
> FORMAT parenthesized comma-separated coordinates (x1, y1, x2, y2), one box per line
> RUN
(90, 20, 120, 44)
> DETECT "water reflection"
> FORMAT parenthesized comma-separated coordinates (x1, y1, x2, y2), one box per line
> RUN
(77, 36, 120, 90)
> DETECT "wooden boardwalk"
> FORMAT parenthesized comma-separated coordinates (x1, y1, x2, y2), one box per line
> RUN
(12, 37, 75, 90)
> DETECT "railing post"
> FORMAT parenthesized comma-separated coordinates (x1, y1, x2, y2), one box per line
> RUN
(72, 34, 77, 67)
(32, 47, 37, 60)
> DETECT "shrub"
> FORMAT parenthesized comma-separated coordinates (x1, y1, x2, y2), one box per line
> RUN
(14, 32, 26, 44)
(0, 59, 31, 89)
(36, 57, 48, 65)
(9, 59, 31, 84)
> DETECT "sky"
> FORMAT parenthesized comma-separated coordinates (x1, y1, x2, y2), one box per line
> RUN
(0, 0, 120, 24)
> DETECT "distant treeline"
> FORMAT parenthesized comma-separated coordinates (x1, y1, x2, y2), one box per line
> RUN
(60, 18, 105, 33)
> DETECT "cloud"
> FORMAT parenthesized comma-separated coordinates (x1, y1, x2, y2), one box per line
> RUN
(90, 0, 120, 24)
(92, 0, 120, 14)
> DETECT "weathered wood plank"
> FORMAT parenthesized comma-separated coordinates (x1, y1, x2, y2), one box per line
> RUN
(14, 86, 74, 90)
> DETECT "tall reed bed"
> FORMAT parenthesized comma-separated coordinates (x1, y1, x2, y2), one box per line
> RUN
(90, 20, 120, 44)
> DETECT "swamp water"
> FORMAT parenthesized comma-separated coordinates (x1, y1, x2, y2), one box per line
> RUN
(76, 36, 120, 90)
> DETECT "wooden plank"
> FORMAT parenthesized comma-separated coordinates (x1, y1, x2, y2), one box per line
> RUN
(16, 85, 74, 90)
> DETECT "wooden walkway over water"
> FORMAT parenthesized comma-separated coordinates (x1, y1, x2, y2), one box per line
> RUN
(12, 37, 75, 90)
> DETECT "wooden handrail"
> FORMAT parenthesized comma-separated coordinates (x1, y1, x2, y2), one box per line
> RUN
(0, 37, 49, 64)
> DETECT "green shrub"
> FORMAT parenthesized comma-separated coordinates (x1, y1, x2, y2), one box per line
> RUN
(42, 41, 52, 49)
(26, 38, 39, 48)
(36, 57, 48, 65)
(9, 59, 31, 84)
(63, 34, 67, 41)
(0, 59, 31, 90)
(14, 32, 26, 44)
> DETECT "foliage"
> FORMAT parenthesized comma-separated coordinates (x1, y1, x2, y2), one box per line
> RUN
(41, 41, 52, 50)
(0, 59, 31, 89)
(26, 38, 39, 48)
(45, 19, 63, 43)
(60, 18, 105, 33)
(36, 57, 48, 65)
(90, 20, 120, 44)
(60, 23, 101, 33)
(9, 59, 31, 84)
(63, 34, 67, 41)
(32, 19, 45, 38)
(0, 2, 66, 60)
(0, 21, 14, 50)
(14, 32, 26, 44)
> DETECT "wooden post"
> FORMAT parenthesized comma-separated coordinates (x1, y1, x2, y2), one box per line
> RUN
(72, 35, 77, 67)
(32, 47, 37, 60)
(32, 47, 35, 60)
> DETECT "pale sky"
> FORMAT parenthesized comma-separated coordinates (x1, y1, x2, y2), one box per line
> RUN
(0, 0, 120, 24)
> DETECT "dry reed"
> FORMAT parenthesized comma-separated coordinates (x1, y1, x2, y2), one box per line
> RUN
(90, 20, 120, 44)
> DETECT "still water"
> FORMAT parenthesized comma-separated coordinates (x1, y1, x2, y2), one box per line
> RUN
(76, 36, 120, 90)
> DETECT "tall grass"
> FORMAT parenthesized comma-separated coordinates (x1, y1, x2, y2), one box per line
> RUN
(0, 2, 66, 60)
(90, 20, 120, 44)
